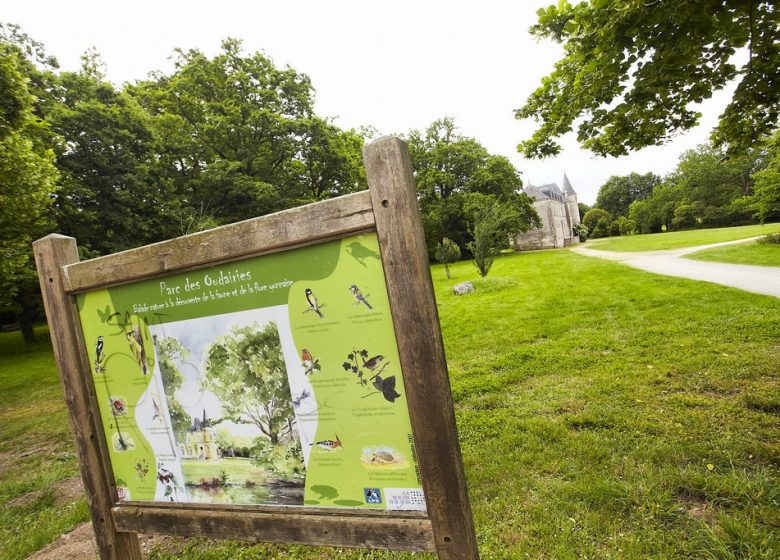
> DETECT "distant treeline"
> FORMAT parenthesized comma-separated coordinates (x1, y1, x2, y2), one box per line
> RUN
(581, 138, 780, 239)
(1, 26, 536, 337)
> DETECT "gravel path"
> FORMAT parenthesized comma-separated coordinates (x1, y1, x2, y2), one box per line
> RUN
(572, 237, 780, 298)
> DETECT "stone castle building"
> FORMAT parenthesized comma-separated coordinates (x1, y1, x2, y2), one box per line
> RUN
(179, 410, 220, 460)
(514, 173, 581, 250)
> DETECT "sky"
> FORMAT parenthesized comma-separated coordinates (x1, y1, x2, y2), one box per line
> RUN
(4, 0, 739, 204)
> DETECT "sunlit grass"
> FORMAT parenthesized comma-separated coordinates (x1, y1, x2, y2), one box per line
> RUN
(685, 239, 780, 267)
(4, 250, 779, 559)
(587, 223, 780, 252)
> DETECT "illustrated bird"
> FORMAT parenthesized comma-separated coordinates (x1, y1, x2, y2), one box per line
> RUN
(126, 327, 148, 375)
(94, 336, 105, 373)
(301, 349, 319, 375)
(362, 354, 384, 371)
(304, 288, 324, 318)
(311, 435, 342, 450)
(349, 284, 372, 309)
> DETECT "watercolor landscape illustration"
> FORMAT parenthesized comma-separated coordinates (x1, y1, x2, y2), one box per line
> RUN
(149, 308, 308, 505)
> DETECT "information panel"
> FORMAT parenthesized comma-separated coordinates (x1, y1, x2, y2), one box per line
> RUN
(76, 233, 424, 511)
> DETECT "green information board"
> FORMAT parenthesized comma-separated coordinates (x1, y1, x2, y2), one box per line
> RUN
(76, 233, 424, 511)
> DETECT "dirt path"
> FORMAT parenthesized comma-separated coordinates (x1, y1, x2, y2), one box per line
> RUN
(572, 237, 780, 298)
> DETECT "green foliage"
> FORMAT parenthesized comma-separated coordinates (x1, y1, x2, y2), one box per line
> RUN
(0, 39, 58, 338)
(517, 1, 780, 158)
(434, 237, 461, 279)
(751, 131, 780, 223)
(759, 233, 780, 245)
(154, 336, 193, 438)
(406, 118, 537, 256)
(573, 222, 588, 241)
(582, 208, 610, 232)
(203, 322, 297, 449)
(128, 39, 365, 225)
(48, 57, 179, 256)
(627, 143, 766, 234)
(465, 194, 537, 277)
(595, 173, 660, 218)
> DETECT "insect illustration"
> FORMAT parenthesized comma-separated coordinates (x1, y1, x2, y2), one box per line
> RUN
(110, 397, 127, 416)
(94, 336, 105, 373)
(311, 435, 342, 450)
(301, 349, 321, 375)
(135, 459, 149, 480)
(304, 288, 324, 318)
(349, 284, 373, 309)
(292, 388, 310, 408)
(366, 374, 401, 403)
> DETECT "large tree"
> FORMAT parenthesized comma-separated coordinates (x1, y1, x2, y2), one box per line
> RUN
(128, 39, 365, 224)
(595, 173, 660, 218)
(516, 1, 780, 158)
(48, 53, 179, 257)
(202, 322, 296, 447)
(406, 117, 538, 255)
(0, 39, 59, 340)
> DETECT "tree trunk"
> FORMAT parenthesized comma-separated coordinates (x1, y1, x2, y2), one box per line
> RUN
(444, 263, 451, 279)
(17, 310, 36, 344)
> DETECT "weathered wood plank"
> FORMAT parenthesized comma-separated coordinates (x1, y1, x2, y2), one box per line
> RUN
(63, 190, 374, 293)
(33, 234, 142, 560)
(113, 505, 436, 552)
(119, 500, 428, 518)
(363, 137, 480, 559)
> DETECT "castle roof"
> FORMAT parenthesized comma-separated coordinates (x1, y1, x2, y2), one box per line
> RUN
(562, 172, 577, 196)
(525, 182, 566, 203)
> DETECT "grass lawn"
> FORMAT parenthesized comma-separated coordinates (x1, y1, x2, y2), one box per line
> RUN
(2, 250, 779, 559)
(0, 326, 90, 560)
(586, 223, 780, 252)
(685, 240, 780, 267)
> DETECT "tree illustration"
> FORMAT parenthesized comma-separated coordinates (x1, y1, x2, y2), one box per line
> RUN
(155, 336, 192, 438)
(202, 322, 296, 446)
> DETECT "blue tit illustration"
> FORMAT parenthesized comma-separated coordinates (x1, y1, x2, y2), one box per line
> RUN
(349, 284, 373, 309)
(304, 288, 324, 318)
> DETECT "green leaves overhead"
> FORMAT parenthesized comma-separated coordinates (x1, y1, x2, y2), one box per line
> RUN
(517, 1, 780, 158)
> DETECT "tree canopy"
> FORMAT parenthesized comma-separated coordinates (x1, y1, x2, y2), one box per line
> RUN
(595, 173, 660, 218)
(202, 322, 296, 447)
(516, 1, 780, 158)
(405, 117, 538, 257)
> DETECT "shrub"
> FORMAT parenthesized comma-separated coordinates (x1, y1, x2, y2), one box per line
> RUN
(758, 233, 780, 245)
(434, 237, 461, 279)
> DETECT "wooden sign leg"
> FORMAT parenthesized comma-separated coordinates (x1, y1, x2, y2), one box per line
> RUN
(34, 234, 142, 560)
(363, 138, 480, 559)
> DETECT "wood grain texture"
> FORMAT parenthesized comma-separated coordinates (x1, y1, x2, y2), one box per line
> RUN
(33, 234, 142, 560)
(113, 505, 436, 552)
(63, 190, 374, 293)
(363, 137, 480, 559)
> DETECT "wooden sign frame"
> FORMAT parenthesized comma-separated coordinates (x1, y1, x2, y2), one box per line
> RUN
(34, 137, 478, 559)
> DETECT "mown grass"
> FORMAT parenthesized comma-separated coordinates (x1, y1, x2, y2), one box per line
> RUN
(587, 223, 780, 252)
(3, 250, 780, 559)
(685, 240, 780, 267)
(0, 326, 90, 559)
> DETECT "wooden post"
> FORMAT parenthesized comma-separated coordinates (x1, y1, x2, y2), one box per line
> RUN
(363, 137, 480, 559)
(33, 234, 142, 560)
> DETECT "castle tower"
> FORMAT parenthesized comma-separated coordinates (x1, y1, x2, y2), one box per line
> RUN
(562, 172, 580, 228)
